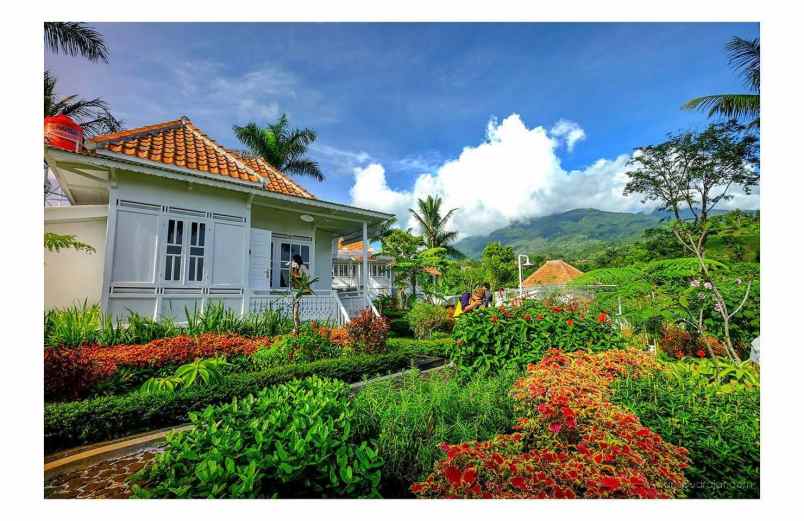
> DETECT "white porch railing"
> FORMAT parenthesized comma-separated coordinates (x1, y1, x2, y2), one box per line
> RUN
(248, 289, 349, 326)
(246, 289, 379, 326)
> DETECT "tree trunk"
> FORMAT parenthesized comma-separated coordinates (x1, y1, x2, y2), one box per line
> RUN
(292, 300, 300, 336)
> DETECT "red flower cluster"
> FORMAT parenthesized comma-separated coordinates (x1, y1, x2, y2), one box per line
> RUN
(660, 324, 725, 360)
(411, 349, 689, 499)
(44, 333, 267, 401)
(345, 308, 390, 354)
(597, 312, 609, 323)
(308, 322, 350, 347)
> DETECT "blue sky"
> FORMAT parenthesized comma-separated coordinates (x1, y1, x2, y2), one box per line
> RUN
(45, 22, 759, 237)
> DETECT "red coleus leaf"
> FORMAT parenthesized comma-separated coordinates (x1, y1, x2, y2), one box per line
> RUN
(600, 476, 621, 490)
(510, 476, 527, 490)
(463, 467, 478, 486)
(444, 465, 463, 487)
(549, 422, 563, 434)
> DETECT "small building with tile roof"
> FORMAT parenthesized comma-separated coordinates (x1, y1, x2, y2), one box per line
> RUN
(44, 117, 393, 323)
(522, 259, 584, 287)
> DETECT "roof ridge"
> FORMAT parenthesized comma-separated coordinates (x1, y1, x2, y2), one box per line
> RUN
(228, 149, 316, 200)
(182, 121, 265, 183)
(89, 118, 186, 144)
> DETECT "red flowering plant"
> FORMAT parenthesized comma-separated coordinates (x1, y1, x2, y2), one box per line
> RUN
(44, 333, 267, 401)
(346, 308, 390, 354)
(411, 349, 690, 499)
(450, 300, 626, 375)
(659, 323, 726, 360)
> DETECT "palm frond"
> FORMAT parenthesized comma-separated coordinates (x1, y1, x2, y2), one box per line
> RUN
(726, 36, 760, 92)
(44, 73, 122, 136)
(683, 94, 759, 125)
(284, 158, 323, 181)
(44, 22, 109, 63)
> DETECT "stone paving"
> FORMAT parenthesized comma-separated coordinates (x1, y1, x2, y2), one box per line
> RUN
(44, 447, 163, 499)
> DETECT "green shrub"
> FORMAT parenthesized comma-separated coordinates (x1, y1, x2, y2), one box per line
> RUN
(388, 318, 413, 337)
(45, 348, 442, 452)
(386, 337, 453, 358)
(132, 377, 382, 498)
(246, 346, 287, 371)
(643, 258, 728, 286)
(451, 301, 626, 375)
(352, 367, 518, 497)
(45, 302, 101, 348)
(611, 365, 760, 498)
(406, 302, 453, 339)
(273, 323, 341, 363)
(44, 302, 293, 348)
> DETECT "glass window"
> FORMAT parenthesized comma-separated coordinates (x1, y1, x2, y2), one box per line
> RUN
(187, 222, 205, 282)
(164, 218, 206, 283)
(164, 219, 183, 281)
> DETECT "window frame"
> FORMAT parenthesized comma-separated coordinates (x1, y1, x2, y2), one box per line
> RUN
(160, 215, 209, 287)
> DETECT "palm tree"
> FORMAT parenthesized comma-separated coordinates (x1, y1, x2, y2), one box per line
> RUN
(45, 71, 122, 136)
(233, 114, 324, 181)
(45, 22, 109, 62)
(683, 36, 759, 128)
(409, 195, 460, 254)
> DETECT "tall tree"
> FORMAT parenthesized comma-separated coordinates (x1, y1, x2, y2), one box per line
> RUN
(233, 115, 324, 181)
(480, 242, 517, 291)
(683, 37, 760, 128)
(381, 229, 445, 307)
(624, 121, 759, 361)
(409, 195, 459, 254)
(45, 22, 109, 62)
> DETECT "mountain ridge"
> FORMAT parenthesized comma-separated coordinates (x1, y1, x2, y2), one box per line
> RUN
(453, 208, 746, 259)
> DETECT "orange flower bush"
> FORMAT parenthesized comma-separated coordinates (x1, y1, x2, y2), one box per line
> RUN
(411, 349, 690, 499)
(44, 334, 268, 401)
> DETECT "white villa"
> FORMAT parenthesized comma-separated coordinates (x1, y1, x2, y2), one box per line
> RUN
(332, 240, 394, 297)
(44, 117, 394, 325)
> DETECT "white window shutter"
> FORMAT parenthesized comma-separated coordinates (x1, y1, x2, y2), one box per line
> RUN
(249, 229, 271, 290)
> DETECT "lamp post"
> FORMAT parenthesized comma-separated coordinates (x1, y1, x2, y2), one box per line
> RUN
(518, 255, 533, 297)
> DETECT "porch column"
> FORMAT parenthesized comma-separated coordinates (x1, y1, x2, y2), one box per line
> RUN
(362, 222, 369, 295)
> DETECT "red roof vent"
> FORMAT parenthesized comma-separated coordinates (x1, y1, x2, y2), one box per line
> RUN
(45, 114, 83, 152)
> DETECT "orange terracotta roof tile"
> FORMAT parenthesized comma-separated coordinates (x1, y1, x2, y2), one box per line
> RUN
(229, 151, 315, 200)
(523, 259, 584, 287)
(88, 117, 315, 199)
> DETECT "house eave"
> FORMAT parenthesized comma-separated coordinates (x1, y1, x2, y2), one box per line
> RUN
(45, 146, 395, 225)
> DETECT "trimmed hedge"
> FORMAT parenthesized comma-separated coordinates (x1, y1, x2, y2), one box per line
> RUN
(45, 348, 441, 453)
(386, 337, 453, 358)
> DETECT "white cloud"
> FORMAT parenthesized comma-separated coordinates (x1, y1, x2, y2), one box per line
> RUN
(348, 114, 759, 238)
(550, 119, 586, 152)
(349, 163, 413, 223)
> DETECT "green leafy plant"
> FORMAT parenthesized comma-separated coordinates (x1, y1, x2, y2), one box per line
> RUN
(451, 301, 626, 375)
(407, 302, 453, 339)
(612, 364, 759, 498)
(139, 357, 230, 395)
(353, 367, 518, 497)
(131, 377, 382, 498)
